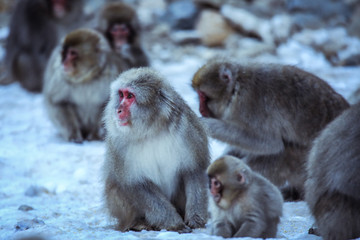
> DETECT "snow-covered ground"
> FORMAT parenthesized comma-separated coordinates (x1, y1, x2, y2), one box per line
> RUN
(1, 38, 360, 240)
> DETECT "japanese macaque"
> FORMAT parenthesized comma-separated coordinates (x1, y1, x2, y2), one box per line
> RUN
(5, 0, 85, 92)
(305, 103, 360, 240)
(103, 68, 209, 232)
(207, 155, 283, 238)
(43, 28, 128, 143)
(97, 2, 149, 68)
(192, 59, 350, 200)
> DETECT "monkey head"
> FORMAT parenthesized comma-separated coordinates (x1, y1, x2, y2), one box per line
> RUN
(61, 28, 110, 84)
(106, 68, 176, 134)
(207, 155, 251, 209)
(98, 3, 139, 51)
(51, 0, 68, 19)
(192, 60, 238, 118)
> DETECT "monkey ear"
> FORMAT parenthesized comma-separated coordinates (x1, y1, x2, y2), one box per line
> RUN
(236, 172, 246, 184)
(219, 66, 233, 84)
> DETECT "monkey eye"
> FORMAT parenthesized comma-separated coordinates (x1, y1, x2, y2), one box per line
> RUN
(127, 93, 134, 99)
(69, 49, 78, 57)
(118, 90, 124, 98)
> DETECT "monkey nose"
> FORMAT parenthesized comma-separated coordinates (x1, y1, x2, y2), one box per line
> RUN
(117, 109, 122, 114)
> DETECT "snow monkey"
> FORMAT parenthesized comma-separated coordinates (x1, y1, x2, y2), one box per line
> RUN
(103, 67, 209, 232)
(6, 0, 85, 92)
(192, 59, 349, 200)
(43, 28, 129, 143)
(207, 155, 283, 238)
(97, 2, 149, 68)
(305, 103, 360, 240)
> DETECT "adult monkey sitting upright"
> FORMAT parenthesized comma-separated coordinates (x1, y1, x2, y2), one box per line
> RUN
(192, 59, 349, 200)
(97, 2, 149, 68)
(5, 0, 85, 92)
(102, 68, 210, 232)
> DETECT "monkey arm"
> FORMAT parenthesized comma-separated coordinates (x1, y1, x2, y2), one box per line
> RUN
(201, 117, 284, 155)
(183, 171, 208, 228)
(233, 211, 267, 238)
(44, 99, 83, 143)
(128, 181, 188, 231)
(211, 220, 233, 238)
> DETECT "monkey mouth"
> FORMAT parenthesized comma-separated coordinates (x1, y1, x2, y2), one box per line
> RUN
(213, 194, 221, 203)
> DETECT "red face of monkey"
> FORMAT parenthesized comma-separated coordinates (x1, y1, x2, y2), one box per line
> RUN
(116, 88, 136, 126)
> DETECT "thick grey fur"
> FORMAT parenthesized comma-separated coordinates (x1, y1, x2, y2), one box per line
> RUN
(103, 68, 210, 231)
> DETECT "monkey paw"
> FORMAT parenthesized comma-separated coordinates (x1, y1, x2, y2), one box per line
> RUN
(185, 214, 206, 229)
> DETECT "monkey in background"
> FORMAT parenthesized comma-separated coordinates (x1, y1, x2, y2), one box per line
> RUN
(192, 59, 349, 200)
(5, 0, 85, 92)
(43, 28, 129, 143)
(97, 2, 149, 68)
(305, 103, 360, 240)
(103, 68, 209, 232)
(207, 155, 283, 238)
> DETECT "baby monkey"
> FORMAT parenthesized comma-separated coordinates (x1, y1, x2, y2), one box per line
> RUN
(207, 155, 283, 238)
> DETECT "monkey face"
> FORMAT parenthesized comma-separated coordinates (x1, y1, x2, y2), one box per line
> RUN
(207, 156, 249, 209)
(116, 88, 135, 126)
(192, 61, 235, 118)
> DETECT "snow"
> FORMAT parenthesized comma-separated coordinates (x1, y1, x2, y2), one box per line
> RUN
(1, 34, 360, 240)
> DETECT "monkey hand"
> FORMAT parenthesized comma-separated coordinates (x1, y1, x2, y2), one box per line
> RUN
(67, 131, 83, 144)
(185, 213, 207, 229)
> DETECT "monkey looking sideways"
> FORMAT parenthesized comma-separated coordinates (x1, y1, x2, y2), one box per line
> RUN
(43, 28, 128, 143)
(97, 2, 149, 68)
(5, 0, 85, 92)
(305, 103, 360, 240)
(192, 59, 349, 200)
(103, 68, 209, 232)
(207, 155, 283, 238)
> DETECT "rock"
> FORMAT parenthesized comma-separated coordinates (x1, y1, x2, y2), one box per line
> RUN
(339, 54, 360, 66)
(291, 13, 326, 31)
(193, 0, 224, 8)
(221, 5, 273, 44)
(15, 218, 45, 231)
(287, 0, 350, 26)
(196, 9, 234, 46)
(15, 236, 46, 240)
(225, 35, 275, 58)
(270, 14, 293, 44)
(24, 185, 50, 197)
(348, 5, 360, 39)
(163, 0, 199, 30)
(170, 30, 201, 44)
(18, 205, 34, 211)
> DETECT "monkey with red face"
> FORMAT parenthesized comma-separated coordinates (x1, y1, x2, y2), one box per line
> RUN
(192, 59, 349, 200)
(103, 68, 209, 232)
(97, 2, 149, 68)
(207, 155, 283, 238)
(43, 28, 129, 143)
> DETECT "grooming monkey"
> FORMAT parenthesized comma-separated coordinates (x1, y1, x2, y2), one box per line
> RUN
(305, 103, 360, 240)
(43, 28, 129, 143)
(5, 0, 85, 92)
(97, 2, 149, 68)
(207, 155, 283, 238)
(192, 59, 349, 200)
(103, 68, 209, 232)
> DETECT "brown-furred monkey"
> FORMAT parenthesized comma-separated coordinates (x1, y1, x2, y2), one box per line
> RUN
(305, 103, 360, 240)
(43, 28, 129, 143)
(192, 59, 349, 200)
(103, 67, 209, 232)
(5, 0, 85, 92)
(97, 2, 149, 68)
(207, 155, 283, 238)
